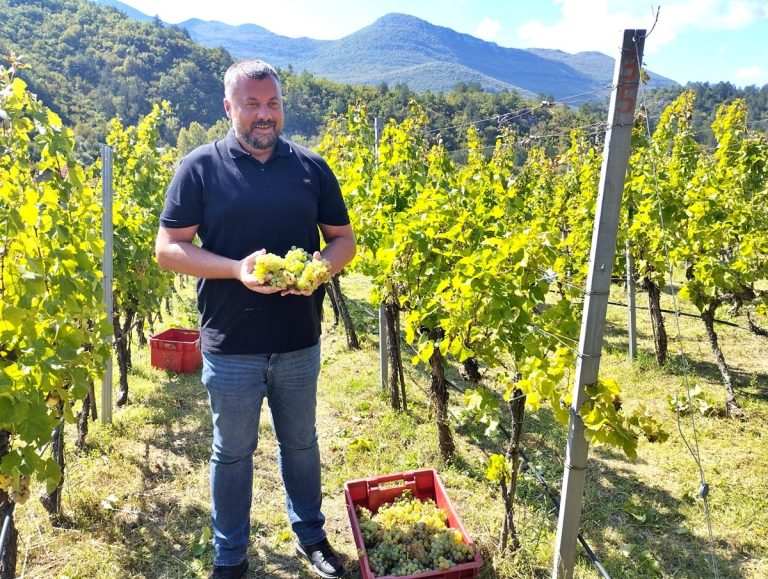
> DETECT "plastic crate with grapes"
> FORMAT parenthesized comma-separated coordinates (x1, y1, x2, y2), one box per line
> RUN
(344, 469, 484, 579)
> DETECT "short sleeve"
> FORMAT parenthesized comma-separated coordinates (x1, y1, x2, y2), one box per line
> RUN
(316, 156, 350, 226)
(159, 155, 204, 228)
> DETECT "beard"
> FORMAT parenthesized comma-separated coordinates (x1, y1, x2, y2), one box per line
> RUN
(237, 121, 281, 152)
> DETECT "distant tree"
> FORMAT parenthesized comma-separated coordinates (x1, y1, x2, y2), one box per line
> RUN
(176, 121, 208, 157)
(207, 118, 230, 141)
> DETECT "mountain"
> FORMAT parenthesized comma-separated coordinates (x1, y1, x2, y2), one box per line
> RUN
(94, 0, 154, 22)
(94, 2, 677, 99)
(180, 12, 679, 98)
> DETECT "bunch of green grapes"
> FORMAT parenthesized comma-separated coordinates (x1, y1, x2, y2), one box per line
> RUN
(284, 247, 311, 272)
(251, 253, 286, 285)
(0, 473, 31, 504)
(295, 258, 332, 291)
(356, 490, 475, 577)
(250, 246, 331, 292)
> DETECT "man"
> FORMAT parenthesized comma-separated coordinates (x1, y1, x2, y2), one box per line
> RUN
(155, 59, 355, 579)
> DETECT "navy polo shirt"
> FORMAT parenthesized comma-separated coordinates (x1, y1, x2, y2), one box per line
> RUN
(159, 130, 350, 354)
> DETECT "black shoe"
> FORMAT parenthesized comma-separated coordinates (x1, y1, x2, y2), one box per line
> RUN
(209, 559, 248, 579)
(296, 538, 346, 578)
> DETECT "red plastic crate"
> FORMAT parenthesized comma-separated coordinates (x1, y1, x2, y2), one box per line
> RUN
(344, 468, 483, 579)
(149, 328, 202, 373)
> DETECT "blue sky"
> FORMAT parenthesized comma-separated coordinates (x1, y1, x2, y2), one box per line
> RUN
(115, 0, 768, 88)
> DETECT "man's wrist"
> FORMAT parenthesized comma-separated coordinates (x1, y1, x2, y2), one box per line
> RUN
(233, 259, 245, 281)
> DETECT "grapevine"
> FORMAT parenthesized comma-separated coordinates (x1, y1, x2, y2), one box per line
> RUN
(105, 102, 176, 406)
(356, 490, 475, 577)
(1, 63, 110, 503)
(251, 247, 331, 291)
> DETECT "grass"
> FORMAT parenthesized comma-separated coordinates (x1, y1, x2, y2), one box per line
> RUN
(13, 273, 768, 578)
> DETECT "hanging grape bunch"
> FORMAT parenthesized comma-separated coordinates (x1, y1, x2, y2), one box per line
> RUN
(0, 473, 31, 505)
(356, 490, 475, 577)
(251, 246, 331, 292)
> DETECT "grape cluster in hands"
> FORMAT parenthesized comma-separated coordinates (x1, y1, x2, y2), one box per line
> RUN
(356, 490, 475, 577)
(251, 246, 331, 292)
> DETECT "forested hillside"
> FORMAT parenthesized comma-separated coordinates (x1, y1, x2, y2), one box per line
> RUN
(0, 0, 231, 158)
(644, 81, 768, 146)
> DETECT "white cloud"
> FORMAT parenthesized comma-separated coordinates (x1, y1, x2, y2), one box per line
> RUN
(476, 17, 501, 41)
(735, 65, 767, 83)
(659, 0, 763, 33)
(516, 0, 652, 54)
(516, 0, 766, 55)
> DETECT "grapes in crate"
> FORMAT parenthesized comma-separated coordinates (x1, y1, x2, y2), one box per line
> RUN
(356, 490, 475, 577)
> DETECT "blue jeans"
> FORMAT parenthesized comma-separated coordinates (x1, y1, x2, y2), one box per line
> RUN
(201, 343, 325, 566)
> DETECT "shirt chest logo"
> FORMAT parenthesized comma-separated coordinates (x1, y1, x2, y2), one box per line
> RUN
(302, 177, 312, 185)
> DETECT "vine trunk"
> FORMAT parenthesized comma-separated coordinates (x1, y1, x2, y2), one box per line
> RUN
(428, 329, 455, 462)
(642, 277, 668, 366)
(499, 387, 525, 552)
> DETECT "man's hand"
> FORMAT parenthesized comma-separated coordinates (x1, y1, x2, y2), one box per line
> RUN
(239, 249, 283, 294)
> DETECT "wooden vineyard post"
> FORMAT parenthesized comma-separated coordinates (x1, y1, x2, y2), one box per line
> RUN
(552, 29, 645, 578)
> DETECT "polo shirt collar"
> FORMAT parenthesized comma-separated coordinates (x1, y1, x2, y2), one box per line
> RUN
(225, 129, 292, 162)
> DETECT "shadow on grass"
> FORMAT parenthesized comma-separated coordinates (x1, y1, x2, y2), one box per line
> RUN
(598, 317, 768, 403)
(134, 369, 212, 458)
(69, 479, 335, 577)
(467, 398, 749, 579)
(66, 486, 210, 576)
(663, 352, 768, 397)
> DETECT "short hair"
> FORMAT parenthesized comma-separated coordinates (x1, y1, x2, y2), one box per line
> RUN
(224, 59, 281, 99)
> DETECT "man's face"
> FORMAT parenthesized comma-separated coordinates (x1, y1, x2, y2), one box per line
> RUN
(224, 75, 284, 159)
